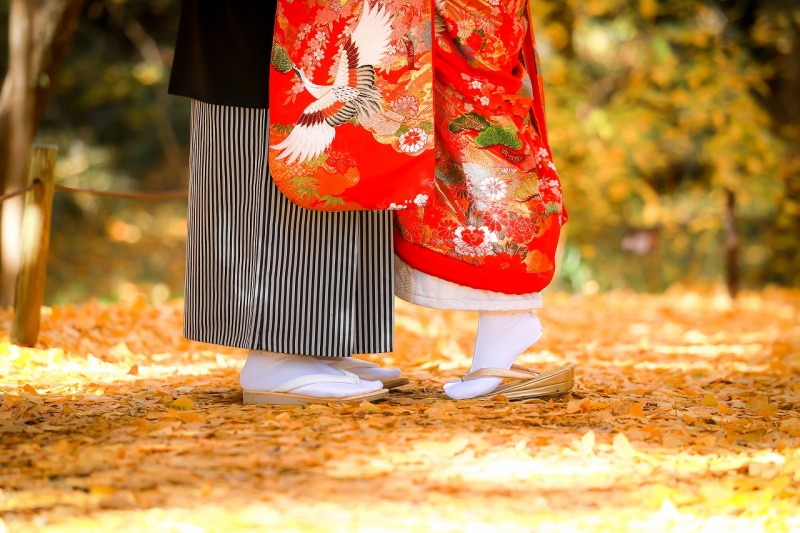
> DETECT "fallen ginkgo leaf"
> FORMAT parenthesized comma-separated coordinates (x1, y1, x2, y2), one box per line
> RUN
(170, 396, 195, 410)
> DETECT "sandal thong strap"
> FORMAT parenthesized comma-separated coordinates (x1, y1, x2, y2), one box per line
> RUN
(272, 370, 359, 393)
(327, 359, 379, 371)
(461, 366, 542, 382)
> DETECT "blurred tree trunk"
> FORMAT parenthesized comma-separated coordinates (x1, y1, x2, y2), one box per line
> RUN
(0, 0, 84, 307)
(0, 0, 35, 309)
(724, 189, 739, 299)
(716, 0, 800, 286)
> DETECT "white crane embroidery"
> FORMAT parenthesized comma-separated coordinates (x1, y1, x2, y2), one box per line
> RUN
(271, 0, 393, 164)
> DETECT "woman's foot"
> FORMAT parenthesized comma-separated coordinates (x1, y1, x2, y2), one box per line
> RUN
(443, 311, 543, 400)
(240, 351, 383, 398)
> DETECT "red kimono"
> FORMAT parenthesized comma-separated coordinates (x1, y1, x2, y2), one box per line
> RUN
(269, 0, 565, 295)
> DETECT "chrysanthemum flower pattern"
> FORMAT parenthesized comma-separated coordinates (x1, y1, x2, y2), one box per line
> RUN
(399, 128, 428, 153)
(479, 177, 507, 201)
(392, 95, 420, 117)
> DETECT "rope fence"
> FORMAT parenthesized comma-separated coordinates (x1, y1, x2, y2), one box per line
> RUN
(1, 181, 187, 204)
(0, 182, 41, 204)
(54, 184, 188, 200)
(3, 143, 188, 346)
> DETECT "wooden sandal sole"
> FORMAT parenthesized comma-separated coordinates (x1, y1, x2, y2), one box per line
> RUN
(382, 377, 410, 389)
(243, 388, 389, 406)
(472, 364, 576, 401)
(474, 379, 574, 401)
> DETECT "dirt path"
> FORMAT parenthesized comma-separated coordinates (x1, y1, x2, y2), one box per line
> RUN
(2, 290, 799, 531)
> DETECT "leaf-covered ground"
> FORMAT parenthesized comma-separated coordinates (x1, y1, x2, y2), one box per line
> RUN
(2, 289, 800, 532)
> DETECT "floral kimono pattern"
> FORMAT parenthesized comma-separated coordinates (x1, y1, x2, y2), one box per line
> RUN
(393, 0, 566, 294)
(268, 0, 435, 211)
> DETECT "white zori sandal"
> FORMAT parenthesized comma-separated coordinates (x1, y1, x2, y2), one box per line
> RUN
(243, 370, 389, 406)
(325, 359, 410, 389)
(464, 364, 575, 401)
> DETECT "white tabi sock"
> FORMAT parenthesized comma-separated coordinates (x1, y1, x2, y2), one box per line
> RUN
(443, 311, 543, 400)
(240, 351, 383, 398)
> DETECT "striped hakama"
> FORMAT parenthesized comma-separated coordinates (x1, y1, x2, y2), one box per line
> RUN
(184, 100, 394, 357)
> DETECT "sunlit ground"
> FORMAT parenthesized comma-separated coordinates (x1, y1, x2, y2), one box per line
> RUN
(2, 289, 800, 532)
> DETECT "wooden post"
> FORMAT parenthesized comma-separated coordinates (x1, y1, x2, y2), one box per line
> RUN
(10, 143, 58, 346)
(724, 188, 739, 299)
